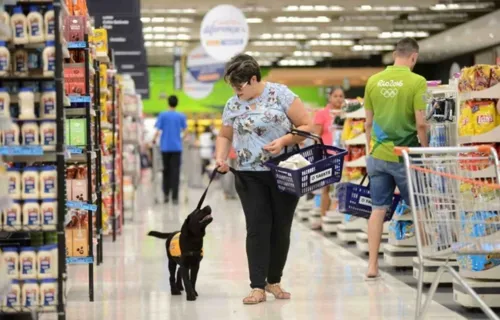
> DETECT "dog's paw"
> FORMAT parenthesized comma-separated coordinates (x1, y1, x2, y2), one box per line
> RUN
(171, 289, 182, 296)
(186, 294, 197, 301)
(194, 290, 198, 297)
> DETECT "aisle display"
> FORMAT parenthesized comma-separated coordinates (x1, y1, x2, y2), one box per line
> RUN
(0, 0, 67, 318)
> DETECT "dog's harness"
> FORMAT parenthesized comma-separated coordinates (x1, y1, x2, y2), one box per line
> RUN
(169, 232, 204, 258)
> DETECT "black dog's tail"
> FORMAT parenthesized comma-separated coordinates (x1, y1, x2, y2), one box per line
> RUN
(148, 231, 172, 239)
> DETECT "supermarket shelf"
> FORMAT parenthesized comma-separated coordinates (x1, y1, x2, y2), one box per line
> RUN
(383, 243, 418, 267)
(346, 156, 367, 168)
(0, 145, 44, 155)
(389, 233, 416, 247)
(66, 200, 98, 212)
(453, 278, 500, 308)
(344, 134, 367, 146)
(0, 76, 55, 82)
(66, 107, 96, 117)
(345, 107, 366, 119)
(69, 95, 92, 104)
(427, 85, 456, 95)
(458, 125, 500, 144)
(413, 257, 459, 284)
(459, 264, 500, 281)
(0, 225, 57, 232)
(459, 165, 498, 179)
(459, 82, 500, 100)
(66, 256, 94, 265)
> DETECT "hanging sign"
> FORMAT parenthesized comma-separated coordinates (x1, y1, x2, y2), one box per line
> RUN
(173, 47, 184, 91)
(183, 71, 214, 100)
(187, 45, 226, 84)
(200, 5, 249, 62)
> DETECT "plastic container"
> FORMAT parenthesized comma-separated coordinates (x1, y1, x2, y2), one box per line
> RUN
(18, 87, 35, 119)
(7, 167, 21, 199)
(41, 199, 56, 230)
(21, 121, 39, 145)
(3, 201, 21, 231)
(1, 247, 19, 279)
(43, 40, 55, 77)
(23, 200, 40, 229)
(40, 88, 56, 119)
(13, 49, 28, 76)
(3, 122, 19, 145)
(40, 279, 57, 310)
(44, 5, 55, 41)
(0, 41, 10, 76)
(19, 247, 37, 279)
(27, 5, 44, 43)
(11, 6, 28, 45)
(40, 166, 56, 198)
(0, 11, 12, 42)
(37, 244, 57, 279)
(3, 280, 21, 312)
(21, 279, 39, 311)
(21, 167, 39, 200)
(40, 121, 56, 146)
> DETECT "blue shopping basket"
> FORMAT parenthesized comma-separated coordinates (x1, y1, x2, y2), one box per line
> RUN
(263, 129, 347, 197)
(337, 175, 400, 222)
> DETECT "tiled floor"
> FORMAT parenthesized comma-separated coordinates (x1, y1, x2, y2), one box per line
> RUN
(60, 185, 466, 320)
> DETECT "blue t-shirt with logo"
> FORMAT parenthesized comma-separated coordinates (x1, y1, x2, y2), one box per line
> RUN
(155, 111, 187, 152)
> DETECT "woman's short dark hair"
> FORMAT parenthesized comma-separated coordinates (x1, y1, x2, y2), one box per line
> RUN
(224, 54, 261, 86)
(329, 86, 344, 96)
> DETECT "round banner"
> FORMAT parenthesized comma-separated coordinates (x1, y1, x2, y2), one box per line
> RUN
(183, 71, 214, 100)
(200, 4, 249, 62)
(187, 45, 226, 84)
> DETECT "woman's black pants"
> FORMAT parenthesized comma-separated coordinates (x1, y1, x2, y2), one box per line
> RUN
(235, 171, 299, 289)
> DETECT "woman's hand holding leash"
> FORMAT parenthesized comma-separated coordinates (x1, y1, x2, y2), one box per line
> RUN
(216, 158, 230, 173)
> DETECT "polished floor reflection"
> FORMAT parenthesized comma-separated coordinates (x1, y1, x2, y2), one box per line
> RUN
(58, 185, 465, 320)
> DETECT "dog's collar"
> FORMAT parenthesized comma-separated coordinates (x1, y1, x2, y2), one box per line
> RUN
(182, 251, 202, 257)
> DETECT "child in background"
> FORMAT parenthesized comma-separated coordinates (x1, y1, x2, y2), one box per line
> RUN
(314, 87, 345, 216)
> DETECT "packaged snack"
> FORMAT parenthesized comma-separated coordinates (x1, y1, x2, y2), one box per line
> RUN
(458, 254, 500, 272)
(489, 65, 500, 88)
(341, 119, 352, 142)
(389, 220, 415, 241)
(349, 146, 365, 161)
(458, 103, 474, 137)
(473, 64, 491, 91)
(348, 168, 363, 180)
(458, 67, 474, 92)
(471, 100, 496, 135)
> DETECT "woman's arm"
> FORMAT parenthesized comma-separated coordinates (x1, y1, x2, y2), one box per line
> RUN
(264, 98, 313, 154)
(215, 125, 234, 172)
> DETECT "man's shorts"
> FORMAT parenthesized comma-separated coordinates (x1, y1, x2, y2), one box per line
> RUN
(366, 156, 411, 210)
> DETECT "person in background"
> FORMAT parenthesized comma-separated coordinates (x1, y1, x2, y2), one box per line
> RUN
(215, 54, 312, 305)
(314, 87, 345, 217)
(152, 95, 187, 205)
(364, 37, 428, 280)
(199, 126, 215, 175)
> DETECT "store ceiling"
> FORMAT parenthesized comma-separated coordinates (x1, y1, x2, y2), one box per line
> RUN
(140, 0, 499, 66)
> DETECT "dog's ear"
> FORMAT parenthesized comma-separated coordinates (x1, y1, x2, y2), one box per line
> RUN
(201, 205, 212, 214)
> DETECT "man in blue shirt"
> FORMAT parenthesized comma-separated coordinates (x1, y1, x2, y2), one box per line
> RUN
(153, 95, 187, 204)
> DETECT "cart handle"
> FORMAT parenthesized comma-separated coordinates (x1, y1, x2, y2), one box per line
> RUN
(394, 145, 494, 156)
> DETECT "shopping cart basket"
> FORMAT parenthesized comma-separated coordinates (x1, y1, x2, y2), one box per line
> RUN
(263, 129, 347, 197)
(395, 145, 500, 320)
(336, 175, 401, 221)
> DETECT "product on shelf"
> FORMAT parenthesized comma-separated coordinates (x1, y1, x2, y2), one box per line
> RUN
(40, 120, 56, 146)
(458, 254, 500, 272)
(0, 11, 11, 42)
(37, 244, 57, 279)
(40, 278, 57, 310)
(22, 279, 38, 311)
(41, 199, 56, 230)
(18, 87, 35, 119)
(19, 246, 36, 279)
(13, 49, 28, 76)
(40, 88, 56, 119)
(44, 5, 54, 41)
(21, 121, 39, 145)
(0, 42, 10, 76)
(40, 165, 57, 198)
(92, 28, 108, 57)
(42, 40, 55, 77)
(22, 199, 41, 229)
(3, 200, 21, 230)
(459, 64, 500, 92)
(389, 220, 415, 240)
(64, 64, 86, 95)
(3, 122, 19, 145)
(22, 166, 40, 200)
(64, 16, 85, 42)
(7, 167, 21, 199)
(65, 118, 86, 145)
(3, 279, 21, 311)
(27, 5, 44, 43)
(11, 6, 28, 45)
(2, 247, 19, 278)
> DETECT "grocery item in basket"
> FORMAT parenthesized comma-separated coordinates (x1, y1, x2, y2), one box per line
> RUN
(489, 65, 500, 88)
(458, 103, 474, 137)
(474, 64, 491, 91)
(471, 100, 496, 135)
(389, 220, 415, 241)
(458, 254, 500, 272)
(460, 211, 499, 238)
(278, 154, 311, 170)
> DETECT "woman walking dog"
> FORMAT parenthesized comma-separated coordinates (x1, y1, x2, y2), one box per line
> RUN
(215, 54, 313, 304)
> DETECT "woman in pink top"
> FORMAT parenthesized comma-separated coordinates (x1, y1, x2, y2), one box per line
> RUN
(314, 87, 345, 217)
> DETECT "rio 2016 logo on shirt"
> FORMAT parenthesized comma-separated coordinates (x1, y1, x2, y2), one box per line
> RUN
(378, 80, 403, 98)
(381, 88, 399, 98)
(377, 80, 404, 87)
(200, 5, 249, 62)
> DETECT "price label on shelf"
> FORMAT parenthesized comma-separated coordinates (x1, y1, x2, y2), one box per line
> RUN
(68, 41, 87, 49)
(67, 146, 84, 154)
(69, 96, 92, 104)
(66, 201, 97, 212)
(0, 146, 44, 155)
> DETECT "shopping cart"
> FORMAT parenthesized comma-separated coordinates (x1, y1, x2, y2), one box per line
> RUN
(396, 145, 500, 320)
(151, 145, 163, 204)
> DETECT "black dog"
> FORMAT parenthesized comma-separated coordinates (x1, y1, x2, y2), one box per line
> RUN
(148, 205, 213, 301)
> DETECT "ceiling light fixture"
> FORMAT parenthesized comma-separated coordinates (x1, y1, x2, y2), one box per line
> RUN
(378, 31, 429, 39)
(276, 26, 319, 32)
(283, 5, 344, 12)
(330, 26, 379, 32)
(251, 41, 299, 47)
(260, 33, 307, 40)
(430, 2, 494, 11)
(408, 13, 468, 21)
(309, 40, 354, 46)
(352, 44, 394, 51)
(393, 23, 445, 30)
(273, 16, 331, 23)
(293, 51, 333, 57)
(319, 33, 360, 39)
(339, 15, 397, 21)
(245, 51, 284, 58)
(246, 18, 263, 23)
(278, 59, 317, 67)
(142, 17, 194, 24)
(356, 5, 417, 11)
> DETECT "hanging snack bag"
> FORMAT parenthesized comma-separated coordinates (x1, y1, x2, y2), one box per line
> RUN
(473, 64, 491, 91)
(489, 65, 500, 88)
(341, 118, 352, 142)
(458, 102, 474, 136)
(458, 67, 474, 92)
(471, 100, 496, 135)
(349, 120, 365, 139)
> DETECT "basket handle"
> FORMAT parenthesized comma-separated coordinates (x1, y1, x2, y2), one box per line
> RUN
(359, 174, 369, 187)
(287, 129, 328, 158)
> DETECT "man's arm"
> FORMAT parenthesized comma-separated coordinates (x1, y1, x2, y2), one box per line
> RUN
(414, 78, 429, 147)
(365, 110, 373, 153)
(152, 114, 162, 145)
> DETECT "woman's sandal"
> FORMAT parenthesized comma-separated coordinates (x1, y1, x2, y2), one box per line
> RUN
(243, 288, 266, 305)
(265, 283, 291, 299)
